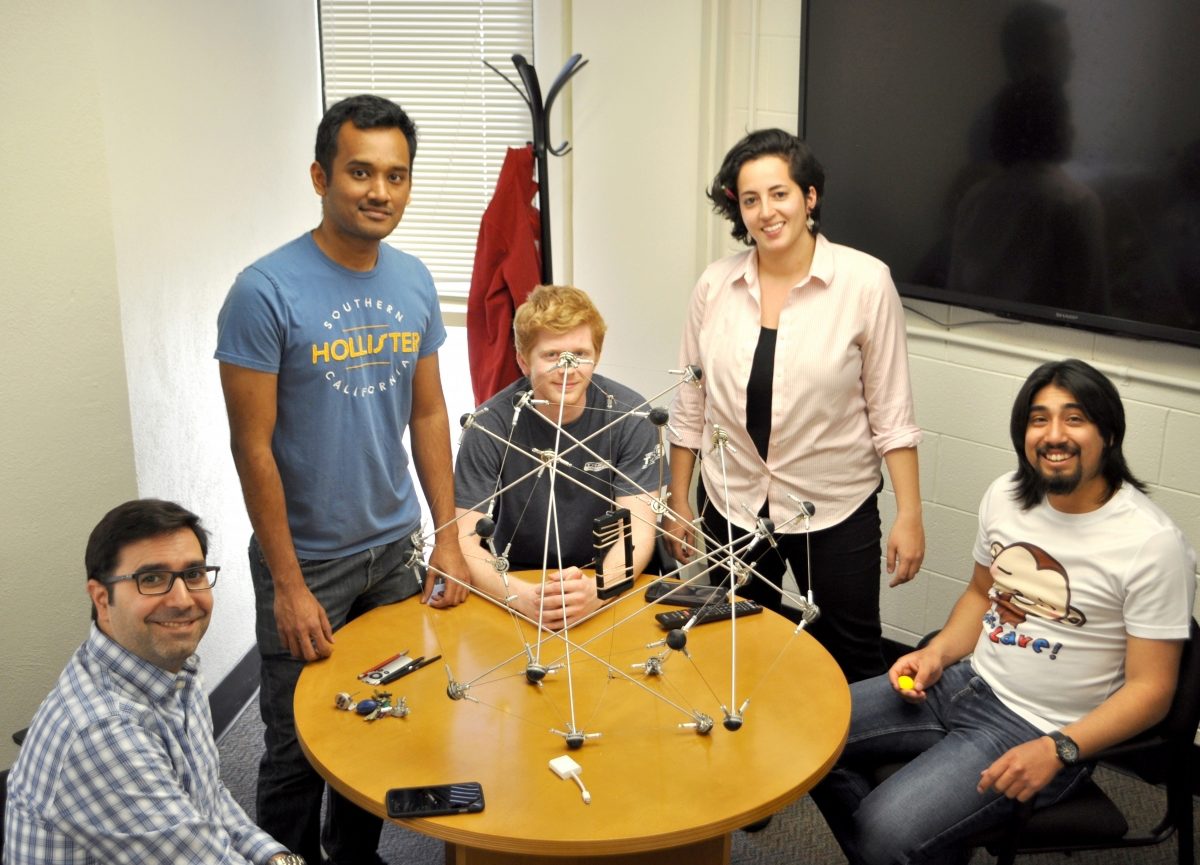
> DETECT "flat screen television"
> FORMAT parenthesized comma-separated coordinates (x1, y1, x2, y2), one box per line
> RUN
(799, 0, 1200, 348)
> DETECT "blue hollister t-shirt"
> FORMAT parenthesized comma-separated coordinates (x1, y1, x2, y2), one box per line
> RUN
(215, 232, 446, 559)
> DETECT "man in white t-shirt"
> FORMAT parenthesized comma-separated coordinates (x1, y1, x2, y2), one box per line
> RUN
(812, 358, 1195, 865)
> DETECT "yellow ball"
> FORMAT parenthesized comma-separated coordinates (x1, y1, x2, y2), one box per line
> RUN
(897, 675, 915, 690)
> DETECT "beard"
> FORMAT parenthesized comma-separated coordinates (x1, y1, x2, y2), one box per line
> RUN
(1031, 442, 1108, 500)
(1041, 463, 1083, 495)
(1029, 443, 1086, 498)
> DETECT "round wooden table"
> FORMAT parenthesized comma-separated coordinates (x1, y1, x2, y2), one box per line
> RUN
(295, 578, 849, 865)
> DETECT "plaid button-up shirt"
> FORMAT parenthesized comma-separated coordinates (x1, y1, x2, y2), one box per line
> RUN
(4, 625, 284, 864)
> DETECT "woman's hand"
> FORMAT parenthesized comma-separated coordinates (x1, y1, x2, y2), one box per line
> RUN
(663, 502, 697, 563)
(886, 510, 925, 587)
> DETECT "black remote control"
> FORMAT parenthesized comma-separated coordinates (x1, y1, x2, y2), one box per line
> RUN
(655, 600, 763, 630)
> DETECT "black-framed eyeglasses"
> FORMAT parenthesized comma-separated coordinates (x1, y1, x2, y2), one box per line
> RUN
(102, 566, 220, 595)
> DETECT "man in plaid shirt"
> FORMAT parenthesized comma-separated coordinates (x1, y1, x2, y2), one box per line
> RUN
(4, 499, 302, 865)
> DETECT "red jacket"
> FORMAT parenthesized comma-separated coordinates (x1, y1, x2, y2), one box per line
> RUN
(467, 145, 542, 405)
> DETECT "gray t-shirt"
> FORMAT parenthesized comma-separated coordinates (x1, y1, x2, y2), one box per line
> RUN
(455, 374, 666, 570)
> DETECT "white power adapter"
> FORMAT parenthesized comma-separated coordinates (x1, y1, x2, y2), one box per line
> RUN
(548, 755, 592, 804)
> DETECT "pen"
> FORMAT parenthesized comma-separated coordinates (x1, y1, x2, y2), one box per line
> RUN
(359, 650, 408, 679)
(378, 654, 442, 685)
(376, 657, 422, 685)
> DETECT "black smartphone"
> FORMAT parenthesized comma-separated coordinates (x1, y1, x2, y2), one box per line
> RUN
(644, 579, 724, 607)
(385, 782, 485, 818)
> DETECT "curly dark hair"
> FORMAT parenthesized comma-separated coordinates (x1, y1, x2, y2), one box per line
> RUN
(706, 128, 826, 245)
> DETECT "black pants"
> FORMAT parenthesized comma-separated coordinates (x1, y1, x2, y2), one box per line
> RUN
(700, 485, 886, 683)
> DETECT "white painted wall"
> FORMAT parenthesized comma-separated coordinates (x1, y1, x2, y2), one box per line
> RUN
(1, 0, 321, 768)
(0, 1, 137, 769)
(89, 0, 322, 680)
(567, 0, 711, 407)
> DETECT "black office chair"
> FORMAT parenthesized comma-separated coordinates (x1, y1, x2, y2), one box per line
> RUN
(1, 767, 7, 858)
(875, 619, 1200, 865)
(3, 728, 25, 859)
(977, 617, 1200, 865)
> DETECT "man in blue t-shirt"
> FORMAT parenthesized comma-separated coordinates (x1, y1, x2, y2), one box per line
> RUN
(215, 94, 469, 865)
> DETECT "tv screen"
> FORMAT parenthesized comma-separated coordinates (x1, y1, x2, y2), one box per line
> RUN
(800, 0, 1200, 348)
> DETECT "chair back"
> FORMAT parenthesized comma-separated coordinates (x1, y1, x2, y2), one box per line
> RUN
(1160, 618, 1200, 743)
(1, 767, 8, 859)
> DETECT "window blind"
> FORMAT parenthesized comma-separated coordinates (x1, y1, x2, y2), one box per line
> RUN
(319, 0, 535, 298)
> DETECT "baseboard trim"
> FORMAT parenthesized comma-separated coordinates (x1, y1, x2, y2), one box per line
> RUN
(210, 648, 260, 742)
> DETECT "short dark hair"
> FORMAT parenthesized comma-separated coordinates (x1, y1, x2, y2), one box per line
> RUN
(707, 128, 826, 245)
(85, 499, 208, 620)
(314, 94, 418, 180)
(1009, 359, 1146, 509)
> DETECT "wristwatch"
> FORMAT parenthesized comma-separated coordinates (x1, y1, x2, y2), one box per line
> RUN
(1047, 730, 1080, 765)
(269, 854, 306, 865)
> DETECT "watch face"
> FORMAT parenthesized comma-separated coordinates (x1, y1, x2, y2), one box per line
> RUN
(1053, 732, 1079, 764)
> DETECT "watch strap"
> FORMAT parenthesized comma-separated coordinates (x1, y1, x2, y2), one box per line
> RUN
(1047, 729, 1079, 765)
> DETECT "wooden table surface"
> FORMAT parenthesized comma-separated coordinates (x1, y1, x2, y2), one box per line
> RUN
(295, 577, 849, 861)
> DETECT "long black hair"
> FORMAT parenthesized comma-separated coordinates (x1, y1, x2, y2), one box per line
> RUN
(1010, 359, 1146, 509)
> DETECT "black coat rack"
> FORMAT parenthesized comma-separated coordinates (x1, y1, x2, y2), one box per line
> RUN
(484, 53, 587, 283)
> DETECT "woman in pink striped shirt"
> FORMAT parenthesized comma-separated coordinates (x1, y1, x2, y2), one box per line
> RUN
(665, 129, 924, 683)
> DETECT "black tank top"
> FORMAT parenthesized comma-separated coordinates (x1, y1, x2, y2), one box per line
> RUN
(745, 326, 777, 462)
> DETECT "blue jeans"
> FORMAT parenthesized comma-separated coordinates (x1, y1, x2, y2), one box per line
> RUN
(810, 661, 1091, 865)
(251, 534, 423, 865)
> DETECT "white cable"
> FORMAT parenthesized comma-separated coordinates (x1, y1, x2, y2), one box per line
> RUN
(570, 771, 591, 804)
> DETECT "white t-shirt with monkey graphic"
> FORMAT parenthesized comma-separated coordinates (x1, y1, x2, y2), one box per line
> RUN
(970, 473, 1194, 732)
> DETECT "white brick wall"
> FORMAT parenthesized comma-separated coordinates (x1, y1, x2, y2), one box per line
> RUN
(883, 301, 1200, 645)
